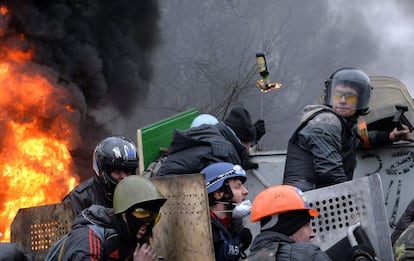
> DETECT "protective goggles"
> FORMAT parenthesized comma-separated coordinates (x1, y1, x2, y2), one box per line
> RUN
(332, 91, 357, 103)
(131, 208, 161, 224)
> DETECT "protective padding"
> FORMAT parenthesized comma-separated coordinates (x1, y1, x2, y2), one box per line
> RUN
(151, 174, 214, 261)
(305, 173, 393, 260)
(11, 202, 74, 261)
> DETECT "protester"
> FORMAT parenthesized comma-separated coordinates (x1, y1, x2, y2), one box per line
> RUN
(223, 106, 266, 150)
(46, 175, 166, 261)
(201, 162, 252, 260)
(157, 107, 265, 176)
(247, 184, 375, 260)
(62, 135, 139, 214)
(283, 67, 411, 191)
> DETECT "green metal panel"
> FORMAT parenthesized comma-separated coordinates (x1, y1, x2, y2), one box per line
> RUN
(137, 108, 199, 173)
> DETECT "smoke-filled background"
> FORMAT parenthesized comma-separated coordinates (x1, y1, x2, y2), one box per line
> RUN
(4, 0, 414, 181)
(3, 0, 162, 179)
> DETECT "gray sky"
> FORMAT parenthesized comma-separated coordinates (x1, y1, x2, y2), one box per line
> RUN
(333, 0, 414, 96)
(4, 0, 414, 153)
(128, 0, 414, 151)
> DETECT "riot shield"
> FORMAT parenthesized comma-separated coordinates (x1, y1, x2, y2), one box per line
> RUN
(305, 173, 393, 260)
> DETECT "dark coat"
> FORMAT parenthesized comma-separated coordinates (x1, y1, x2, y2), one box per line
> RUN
(58, 205, 132, 261)
(158, 124, 242, 176)
(247, 231, 331, 261)
(283, 105, 390, 191)
(62, 176, 112, 215)
(210, 213, 251, 261)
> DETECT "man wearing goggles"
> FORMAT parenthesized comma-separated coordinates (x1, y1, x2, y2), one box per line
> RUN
(283, 67, 412, 192)
(47, 175, 167, 261)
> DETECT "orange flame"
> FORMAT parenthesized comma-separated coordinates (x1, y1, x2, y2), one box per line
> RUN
(0, 6, 8, 15)
(0, 44, 79, 242)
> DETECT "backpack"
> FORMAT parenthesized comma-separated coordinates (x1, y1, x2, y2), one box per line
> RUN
(141, 155, 168, 177)
(44, 224, 104, 261)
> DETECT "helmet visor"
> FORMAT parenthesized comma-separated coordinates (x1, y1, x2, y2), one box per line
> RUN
(328, 79, 371, 112)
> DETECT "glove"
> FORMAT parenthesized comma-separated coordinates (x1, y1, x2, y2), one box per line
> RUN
(232, 200, 252, 219)
(254, 119, 266, 141)
(241, 157, 258, 170)
(349, 245, 376, 261)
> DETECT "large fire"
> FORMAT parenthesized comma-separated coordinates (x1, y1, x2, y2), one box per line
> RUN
(0, 7, 79, 242)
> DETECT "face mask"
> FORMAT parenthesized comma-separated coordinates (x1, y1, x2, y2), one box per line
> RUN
(232, 200, 252, 219)
(125, 208, 159, 245)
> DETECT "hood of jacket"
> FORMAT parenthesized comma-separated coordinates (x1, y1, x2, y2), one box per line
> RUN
(71, 204, 113, 230)
(167, 125, 228, 154)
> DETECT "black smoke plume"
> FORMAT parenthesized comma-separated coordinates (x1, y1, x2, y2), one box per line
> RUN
(2, 0, 161, 180)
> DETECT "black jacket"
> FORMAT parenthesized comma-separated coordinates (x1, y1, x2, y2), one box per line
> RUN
(210, 213, 251, 261)
(62, 176, 112, 215)
(283, 105, 390, 191)
(158, 124, 242, 176)
(247, 231, 331, 260)
(58, 205, 132, 261)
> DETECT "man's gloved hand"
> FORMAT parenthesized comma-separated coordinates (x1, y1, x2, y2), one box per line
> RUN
(254, 119, 266, 141)
(241, 159, 258, 170)
(232, 200, 252, 219)
(349, 244, 376, 261)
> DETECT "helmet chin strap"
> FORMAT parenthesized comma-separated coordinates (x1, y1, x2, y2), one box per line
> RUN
(212, 202, 237, 213)
(213, 183, 236, 210)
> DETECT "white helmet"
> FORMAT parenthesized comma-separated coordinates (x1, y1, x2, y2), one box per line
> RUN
(190, 114, 219, 128)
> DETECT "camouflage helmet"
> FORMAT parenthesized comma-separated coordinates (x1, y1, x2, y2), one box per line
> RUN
(113, 175, 166, 214)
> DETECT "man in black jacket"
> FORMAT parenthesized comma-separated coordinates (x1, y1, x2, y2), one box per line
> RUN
(247, 184, 375, 261)
(62, 135, 139, 215)
(283, 68, 411, 191)
(157, 107, 265, 176)
(46, 175, 166, 261)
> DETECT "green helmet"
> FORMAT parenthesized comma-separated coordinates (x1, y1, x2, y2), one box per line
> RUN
(113, 175, 166, 214)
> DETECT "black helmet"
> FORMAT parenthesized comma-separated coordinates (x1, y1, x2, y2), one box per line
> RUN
(324, 67, 372, 115)
(93, 136, 138, 198)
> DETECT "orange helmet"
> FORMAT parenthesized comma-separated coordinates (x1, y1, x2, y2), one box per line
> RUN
(250, 185, 319, 222)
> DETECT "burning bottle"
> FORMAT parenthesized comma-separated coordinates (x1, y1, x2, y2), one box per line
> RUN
(255, 52, 282, 93)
